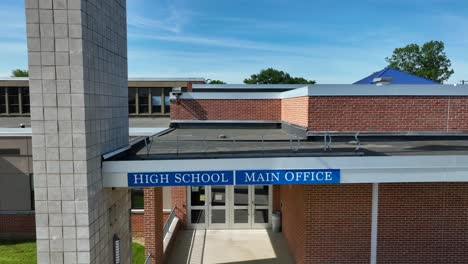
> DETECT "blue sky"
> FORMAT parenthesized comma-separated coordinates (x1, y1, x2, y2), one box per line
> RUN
(1, 0, 467, 83)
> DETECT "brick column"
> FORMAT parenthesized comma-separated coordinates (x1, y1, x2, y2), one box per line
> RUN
(171, 186, 187, 226)
(144, 188, 163, 264)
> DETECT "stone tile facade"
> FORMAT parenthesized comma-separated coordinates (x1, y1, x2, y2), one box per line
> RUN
(26, 0, 131, 263)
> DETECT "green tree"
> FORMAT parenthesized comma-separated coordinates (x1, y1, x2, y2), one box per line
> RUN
(208, 79, 226, 84)
(11, 69, 29, 77)
(244, 68, 315, 84)
(385, 41, 454, 83)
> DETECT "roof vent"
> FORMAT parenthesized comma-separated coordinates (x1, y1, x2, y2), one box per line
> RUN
(372, 77, 393, 86)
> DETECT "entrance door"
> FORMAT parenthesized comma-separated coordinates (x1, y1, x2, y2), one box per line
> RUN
(188, 185, 271, 229)
(231, 185, 272, 229)
(189, 186, 207, 229)
(188, 185, 229, 229)
(232, 186, 251, 228)
(208, 185, 228, 229)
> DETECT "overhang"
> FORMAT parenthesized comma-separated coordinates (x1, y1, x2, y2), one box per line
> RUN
(102, 155, 468, 187)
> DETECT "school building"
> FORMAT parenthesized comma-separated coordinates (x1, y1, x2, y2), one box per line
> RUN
(3, 1, 468, 263)
(2, 77, 468, 263)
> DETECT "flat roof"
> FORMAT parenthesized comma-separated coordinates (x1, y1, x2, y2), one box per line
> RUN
(0, 77, 205, 82)
(0, 77, 205, 87)
(0, 127, 170, 137)
(114, 128, 468, 160)
(192, 84, 307, 89)
(128, 77, 205, 82)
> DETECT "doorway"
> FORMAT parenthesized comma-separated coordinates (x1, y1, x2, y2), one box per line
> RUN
(187, 185, 272, 229)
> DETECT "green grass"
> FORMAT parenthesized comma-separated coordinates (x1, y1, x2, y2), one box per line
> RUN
(0, 240, 145, 264)
(0, 241, 37, 264)
(132, 242, 145, 264)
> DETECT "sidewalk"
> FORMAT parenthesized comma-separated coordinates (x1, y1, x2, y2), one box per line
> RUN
(165, 229, 294, 264)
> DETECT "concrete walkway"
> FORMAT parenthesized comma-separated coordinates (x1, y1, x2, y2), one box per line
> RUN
(165, 229, 294, 264)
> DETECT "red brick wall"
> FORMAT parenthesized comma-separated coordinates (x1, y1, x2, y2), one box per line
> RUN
(131, 211, 171, 239)
(187, 81, 206, 92)
(378, 183, 468, 264)
(272, 185, 281, 211)
(171, 99, 281, 121)
(131, 212, 144, 238)
(144, 188, 164, 264)
(281, 96, 309, 127)
(171, 96, 468, 132)
(280, 185, 306, 264)
(308, 96, 468, 132)
(0, 213, 35, 239)
(305, 184, 372, 263)
(172, 186, 187, 226)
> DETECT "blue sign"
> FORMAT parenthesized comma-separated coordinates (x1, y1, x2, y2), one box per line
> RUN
(127, 169, 340, 187)
(128, 170, 234, 187)
(236, 169, 340, 185)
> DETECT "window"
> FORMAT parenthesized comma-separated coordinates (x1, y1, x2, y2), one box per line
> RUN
(30, 174, 34, 210)
(150, 88, 162, 113)
(138, 88, 149, 114)
(128, 88, 136, 114)
(131, 189, 144, 209)
(7, 88, 19, 114)
(128, 87, 173, 115)
(0, 87, 29, 115)
(0, 88, 5, 113)
(21, 88, 30, 114)
(164, 88, 171, 113)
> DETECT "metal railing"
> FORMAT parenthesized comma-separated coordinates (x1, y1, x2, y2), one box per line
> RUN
(163, 207, 177, 239)
(149, 134, 307, 157)
(144, 253, 151, 264)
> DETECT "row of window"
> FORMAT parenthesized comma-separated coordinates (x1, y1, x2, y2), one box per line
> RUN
(0, 87, 30, 115)
(128, 87, 173, 115)
(0, 86, 180, 116)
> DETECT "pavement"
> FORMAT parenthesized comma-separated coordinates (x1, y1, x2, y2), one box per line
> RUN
(165, 229, 294, 264)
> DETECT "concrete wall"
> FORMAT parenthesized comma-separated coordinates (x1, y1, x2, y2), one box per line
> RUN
(0, 137, 33, 211)
(26, 0, 131, 263)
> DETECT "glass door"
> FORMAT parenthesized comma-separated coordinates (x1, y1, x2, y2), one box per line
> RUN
(231, 185, 251, 228)
(209, 185, 228, 229)
(188, 186, 207, 229)
(252, 185, 271, 228)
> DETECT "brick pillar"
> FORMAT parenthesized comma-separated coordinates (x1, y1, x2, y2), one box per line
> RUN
(144, 187, 163, 264)
(171, 186, 187, 226)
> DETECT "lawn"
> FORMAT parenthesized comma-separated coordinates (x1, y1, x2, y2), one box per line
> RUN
(0, 240, 145, 264)
(0, 241, 37, 264)
(132, 242, 146, 264)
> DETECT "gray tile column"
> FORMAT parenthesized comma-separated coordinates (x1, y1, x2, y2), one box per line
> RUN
(26, 0, 131, 263)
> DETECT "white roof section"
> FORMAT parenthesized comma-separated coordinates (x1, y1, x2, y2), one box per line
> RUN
(172, 84, 468, 100)
(0, 77, 29, 81)
(128, 77, 205, 82)
(305, 84, 468, 96)
(0, 77, 205, 82)
(129, 127, 169, 136)
(0, 127, 32, 137)
(0, 127, 170, 137)
(193, 84, 306, 89)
